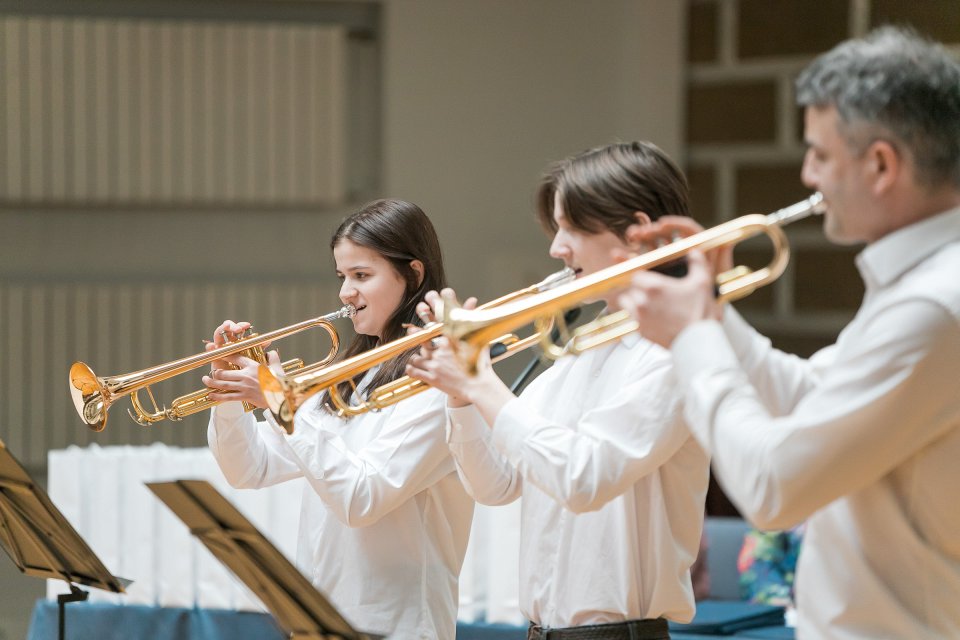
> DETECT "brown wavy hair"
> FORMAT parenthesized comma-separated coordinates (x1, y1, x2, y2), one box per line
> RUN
(536, 141, 690, 238)
(319, 199, 447, 414)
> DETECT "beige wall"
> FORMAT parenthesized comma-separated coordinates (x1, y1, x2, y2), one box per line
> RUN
(382, 0, 684, 302)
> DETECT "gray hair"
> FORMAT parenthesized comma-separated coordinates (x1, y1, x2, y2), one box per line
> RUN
(795, 27, 960, 188)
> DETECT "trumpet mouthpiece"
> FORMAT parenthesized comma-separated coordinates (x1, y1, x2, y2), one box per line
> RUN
(342, 304, 357, 319)
(537, 267, 576, 291)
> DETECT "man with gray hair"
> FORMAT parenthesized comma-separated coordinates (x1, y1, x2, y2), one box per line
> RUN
(619, 27, 960, 639)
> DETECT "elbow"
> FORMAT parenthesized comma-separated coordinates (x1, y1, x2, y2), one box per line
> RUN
(559, 490, 611, 514)
(737, 468, 809, 531)
(551, 475, 613, 513)
(472, 492, 519, 507)
(747, 508, 805, 532)
(336, 506, 390, 528)
(219, 466, 261, 490)
(323, 490, 392, 528)
(555, 467, 622, 513)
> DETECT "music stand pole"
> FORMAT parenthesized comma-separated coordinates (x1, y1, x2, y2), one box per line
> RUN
(58, 586, 89, 640)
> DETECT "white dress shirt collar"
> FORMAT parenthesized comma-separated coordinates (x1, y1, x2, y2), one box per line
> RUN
(857, 205, 960, 290)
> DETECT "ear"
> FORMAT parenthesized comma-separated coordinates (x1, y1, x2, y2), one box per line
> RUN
(409, 259, 425, 287)
(865, 139, 901, 195)
(633, 211, 652, 226)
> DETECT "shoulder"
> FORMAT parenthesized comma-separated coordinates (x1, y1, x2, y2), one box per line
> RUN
(385, 385, 448, 420)
(616, 334, 674, 377)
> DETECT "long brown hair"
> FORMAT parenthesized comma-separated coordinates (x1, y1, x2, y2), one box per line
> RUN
(319, 199, 447, 414)
(536, 141, 690, 238)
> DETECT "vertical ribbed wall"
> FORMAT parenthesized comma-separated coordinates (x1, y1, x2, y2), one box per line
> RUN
(0, 279, 347, 469)
(0, 15, 347, 206)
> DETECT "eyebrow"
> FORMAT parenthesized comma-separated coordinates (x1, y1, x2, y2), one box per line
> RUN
(337, 265, 372, 273)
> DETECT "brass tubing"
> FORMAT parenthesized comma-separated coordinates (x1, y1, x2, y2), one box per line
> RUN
(442, 194, 825, 373)
(259, 268, 575, 432)
(69, 305, 354, 432)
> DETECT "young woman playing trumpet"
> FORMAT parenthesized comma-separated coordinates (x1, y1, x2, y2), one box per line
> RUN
(202, 199, 473, 639)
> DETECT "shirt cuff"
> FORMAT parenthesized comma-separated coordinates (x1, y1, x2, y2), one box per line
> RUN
(672, 319, 741, 391)
(446, 404, 490, 443)
(722, 306, 764, 361)
(213, 401, 247, 421)
(490, 397, 536, 468)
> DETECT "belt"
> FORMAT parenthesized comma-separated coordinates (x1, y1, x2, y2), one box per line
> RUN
(526, 618, 669, 640)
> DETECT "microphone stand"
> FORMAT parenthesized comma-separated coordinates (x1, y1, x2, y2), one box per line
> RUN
(509, 307, 582, 394)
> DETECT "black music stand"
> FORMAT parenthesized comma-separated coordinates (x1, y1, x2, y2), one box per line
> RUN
(147, 479, 383, 640)
(0, 438, 129, 640)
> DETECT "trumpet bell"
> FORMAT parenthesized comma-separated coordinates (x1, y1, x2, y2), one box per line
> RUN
(259, 366, 296, 434)
(69, 362, 109, 431)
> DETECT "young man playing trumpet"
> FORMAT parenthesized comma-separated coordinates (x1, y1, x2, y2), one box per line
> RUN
(620, 28, 960, 639)
(408, 142, 709, 640)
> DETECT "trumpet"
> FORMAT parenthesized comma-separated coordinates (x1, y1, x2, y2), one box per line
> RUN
(443, 193, 826, 373)
(69, 305, 356, 432)
(258, 268, 576, 431)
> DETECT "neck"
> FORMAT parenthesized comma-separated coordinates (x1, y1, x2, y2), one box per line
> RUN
(875, 185, 960, 242)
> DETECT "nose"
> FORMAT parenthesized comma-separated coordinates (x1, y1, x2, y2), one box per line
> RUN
(549, 232, 571, 262)
(339, 281, 358, 305)
(800, 149, 817, 190)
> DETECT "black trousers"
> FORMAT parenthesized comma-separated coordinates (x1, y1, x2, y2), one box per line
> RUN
(526, 618, 670, 640)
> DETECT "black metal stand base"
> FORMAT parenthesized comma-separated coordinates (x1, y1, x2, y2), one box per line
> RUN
(57, 587, 89, 640)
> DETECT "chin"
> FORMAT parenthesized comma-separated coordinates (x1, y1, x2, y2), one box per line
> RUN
(823, 220, 862, 246)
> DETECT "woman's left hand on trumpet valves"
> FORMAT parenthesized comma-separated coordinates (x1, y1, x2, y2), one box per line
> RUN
(201, 319, 282, 408)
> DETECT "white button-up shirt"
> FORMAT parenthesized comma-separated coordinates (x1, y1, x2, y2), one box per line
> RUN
(448, 334, 708, 628)
(672, 206, 960, 639)
(208, 381, 474, 640)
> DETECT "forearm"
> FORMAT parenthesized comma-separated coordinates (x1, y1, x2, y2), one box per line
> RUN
(447, 404, 523, 506)
(459, 372, 517, 429)
(722, 308, 820, 415)
(490, 367, 688, 513)
(208, 403, 303, 488)
(675, 306, 960, 529)
(284, 394, 456, 526)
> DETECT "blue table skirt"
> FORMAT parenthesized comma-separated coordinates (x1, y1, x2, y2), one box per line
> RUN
(27, 600, 528, 640)
(28, 599, 793, 639)
(733, 625, 796, 639)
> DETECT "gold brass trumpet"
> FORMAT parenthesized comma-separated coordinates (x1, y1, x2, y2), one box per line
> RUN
(69, 305, 356, 432)
(443, 193, 826, 373)
(258, 268, 576, 432)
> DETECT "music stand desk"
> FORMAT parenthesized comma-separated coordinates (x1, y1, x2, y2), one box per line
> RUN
(0, 438, 128, 639)
(147, 479, 382, 640)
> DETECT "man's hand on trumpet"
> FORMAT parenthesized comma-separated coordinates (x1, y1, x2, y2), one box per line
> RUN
(616, 216, 731, 349)
(202, 319, 282, 408)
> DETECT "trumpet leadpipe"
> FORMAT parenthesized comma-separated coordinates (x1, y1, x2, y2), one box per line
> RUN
(443, 193, 826, 372)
